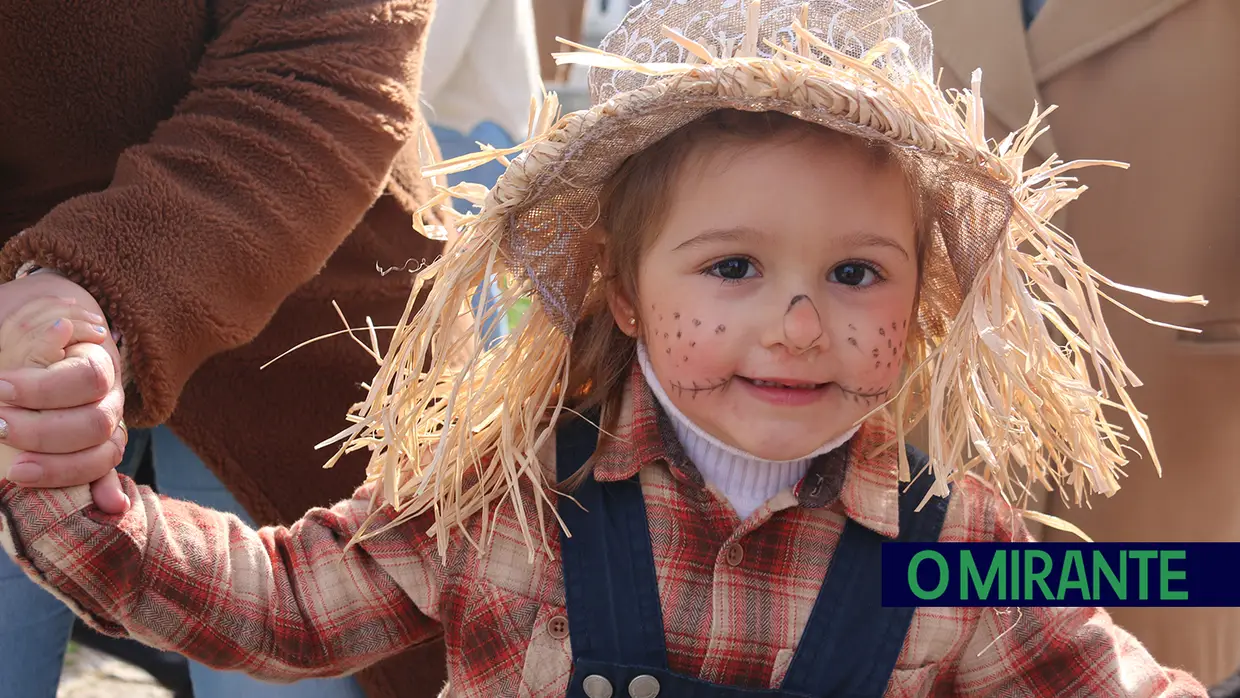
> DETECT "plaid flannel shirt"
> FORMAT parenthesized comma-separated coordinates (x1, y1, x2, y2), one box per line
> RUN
(0, 365, 1209, 697)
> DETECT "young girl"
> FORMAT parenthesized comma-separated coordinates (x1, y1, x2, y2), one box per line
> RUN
(0, 1, 1212, 696)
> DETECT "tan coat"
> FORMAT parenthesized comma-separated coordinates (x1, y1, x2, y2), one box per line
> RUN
(532, 0, 586, 81)
(919, 0, 1240, 685)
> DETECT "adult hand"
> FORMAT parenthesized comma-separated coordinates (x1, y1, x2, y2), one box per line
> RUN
(0, 272, 128, 513)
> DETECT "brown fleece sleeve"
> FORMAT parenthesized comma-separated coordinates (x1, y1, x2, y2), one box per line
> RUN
(0, 0, 434, 427)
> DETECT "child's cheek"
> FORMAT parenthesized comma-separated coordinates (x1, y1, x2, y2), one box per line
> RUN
(643, 304, 731, 377)
(843, 318, 910, 388)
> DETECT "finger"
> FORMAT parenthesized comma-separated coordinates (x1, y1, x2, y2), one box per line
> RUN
(14, 336, 66, 370)
(0, 323, 63, 372)
(0, 388, 123, 453)
(0, 298, 103, 346)
(5, 427, 127, 489)
(89, 469, 130, 514)
(57, 319, 110, 347)
(17, 319, 108, 369)
(11, 300, 104, 330)
(0, 342, 117, 409)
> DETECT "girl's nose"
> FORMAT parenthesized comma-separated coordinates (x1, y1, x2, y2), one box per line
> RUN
(783, 295, 825, 354)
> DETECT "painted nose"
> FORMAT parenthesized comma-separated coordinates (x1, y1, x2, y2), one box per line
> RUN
(783, 295, 824, 354)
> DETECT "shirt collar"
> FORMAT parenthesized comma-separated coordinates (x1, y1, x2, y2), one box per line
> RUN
(589, 362, 695, 483)
(589, 364, 903, 538)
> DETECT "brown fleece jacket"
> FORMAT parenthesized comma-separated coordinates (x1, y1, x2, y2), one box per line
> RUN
(0, 1, 448, 696)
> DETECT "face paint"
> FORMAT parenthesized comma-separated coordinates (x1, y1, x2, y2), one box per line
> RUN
(782, 294, 824, 352)
(838, 384, 891, 405)
(624, 135, 919, 460)
(669, 376, 731, 399)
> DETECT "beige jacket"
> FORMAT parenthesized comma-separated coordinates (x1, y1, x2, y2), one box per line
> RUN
(919, 0, 1240, 685)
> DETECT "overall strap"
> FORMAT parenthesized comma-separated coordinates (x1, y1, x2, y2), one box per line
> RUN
(556, 409, 670, 670)
(780, 444, 951, 697)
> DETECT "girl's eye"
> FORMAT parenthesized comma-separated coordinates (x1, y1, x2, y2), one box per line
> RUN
(707, 257, 758, 282)
(831, 262, 880, 287)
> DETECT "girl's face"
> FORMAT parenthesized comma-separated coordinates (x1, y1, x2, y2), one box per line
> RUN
(609, 134, 920, 460)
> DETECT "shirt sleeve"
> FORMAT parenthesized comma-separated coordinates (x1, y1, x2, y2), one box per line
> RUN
(951, 481, 1209, 697)
(0, 0, 433, 429)
(956, 604, 1207, 696)
(0, 475, 445, 682)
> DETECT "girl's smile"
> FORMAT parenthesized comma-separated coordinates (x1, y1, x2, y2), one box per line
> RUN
(734, 376, 832, 407)
(610, 125, 921, 461)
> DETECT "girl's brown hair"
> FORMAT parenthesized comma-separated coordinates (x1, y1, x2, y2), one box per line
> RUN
(562, 108, 934, 445)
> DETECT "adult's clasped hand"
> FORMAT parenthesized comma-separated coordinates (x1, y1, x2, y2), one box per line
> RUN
(0, 271, 129, 513)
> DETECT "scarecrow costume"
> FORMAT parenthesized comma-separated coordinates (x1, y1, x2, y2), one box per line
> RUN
(0, 1, 1211, 696)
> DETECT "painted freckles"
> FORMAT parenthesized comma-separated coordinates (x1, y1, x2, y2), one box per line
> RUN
(844, 320, 909, 406)
(647, 309, 721, 374)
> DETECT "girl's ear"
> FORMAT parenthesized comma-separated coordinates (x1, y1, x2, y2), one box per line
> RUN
(606, 284, 639, 338)
(597, 236, 640, 338)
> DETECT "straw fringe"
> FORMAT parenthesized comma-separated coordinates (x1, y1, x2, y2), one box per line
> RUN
(321, 9, 1204, 559)
(325, 236, 577, 560)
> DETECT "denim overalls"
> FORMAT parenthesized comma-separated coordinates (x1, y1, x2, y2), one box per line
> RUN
(555, 413, 951, 698)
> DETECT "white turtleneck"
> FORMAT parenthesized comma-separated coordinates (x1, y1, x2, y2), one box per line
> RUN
(637, 344, 859, 520)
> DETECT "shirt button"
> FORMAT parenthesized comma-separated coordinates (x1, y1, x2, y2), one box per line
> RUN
(547, 614, 569, 640)
(725, 543, 744, 567)
(628, 674, 661, 698)
(583, 675, 613, 698)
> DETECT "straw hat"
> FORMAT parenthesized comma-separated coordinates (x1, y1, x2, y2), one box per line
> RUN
(327, 0, 1205, 558)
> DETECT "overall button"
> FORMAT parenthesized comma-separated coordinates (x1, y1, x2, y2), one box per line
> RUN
(547, 615, 569, 640)
(628, 674, 661, 698)
(725, 543, 744, 567)
(583, 675, 613, 698)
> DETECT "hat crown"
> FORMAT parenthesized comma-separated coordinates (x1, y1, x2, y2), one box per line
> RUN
(590, 0, 936, 103)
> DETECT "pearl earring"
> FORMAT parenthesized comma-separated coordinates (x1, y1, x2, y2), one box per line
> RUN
(628, 317, 637, 326)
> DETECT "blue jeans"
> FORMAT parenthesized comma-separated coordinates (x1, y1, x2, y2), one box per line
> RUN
(0, 523, 75, 698)
(0, 427, 367, 698)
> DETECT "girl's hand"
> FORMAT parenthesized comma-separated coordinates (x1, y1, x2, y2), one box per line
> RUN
(0, 296, 118, 493)
(0, 296, 110, 371)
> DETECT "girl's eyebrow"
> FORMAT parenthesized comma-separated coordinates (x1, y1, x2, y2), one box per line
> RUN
(836, 230, 911, 261)
(671, 225, 769, 252)
(672, 226, 910, 260)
